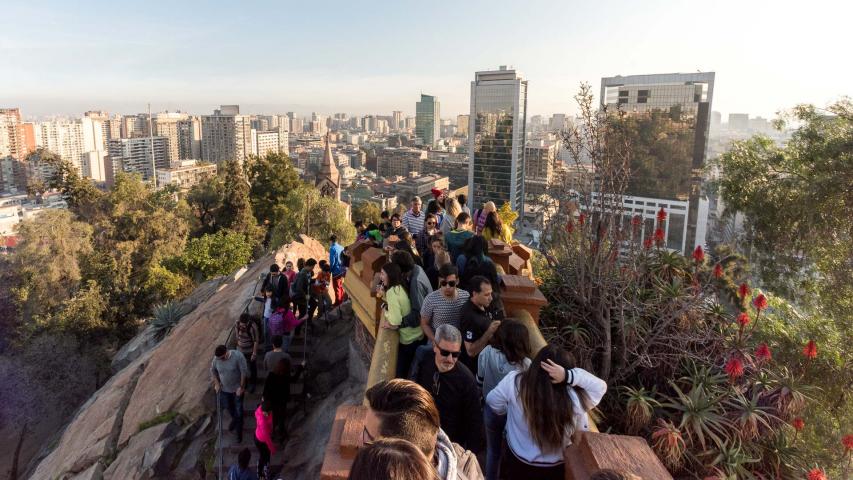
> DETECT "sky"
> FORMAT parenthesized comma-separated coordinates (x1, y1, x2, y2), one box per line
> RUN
(1, 0, 850, 120)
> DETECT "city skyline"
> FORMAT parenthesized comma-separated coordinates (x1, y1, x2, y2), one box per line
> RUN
(2, 0, 850, 120)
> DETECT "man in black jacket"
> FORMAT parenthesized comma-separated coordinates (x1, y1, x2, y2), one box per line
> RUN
(261, 264, 290, 310)
(291, 258, 316, 321)
(413, 324, 484, 454)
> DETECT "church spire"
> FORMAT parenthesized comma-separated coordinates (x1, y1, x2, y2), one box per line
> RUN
(316, 131, 340, 201)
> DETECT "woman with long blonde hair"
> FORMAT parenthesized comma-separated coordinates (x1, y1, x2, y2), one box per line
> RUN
(439, 197, 462, 238)
(473, 201, 496, 235)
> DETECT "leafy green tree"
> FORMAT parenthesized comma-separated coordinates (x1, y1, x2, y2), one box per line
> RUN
(247, 152, 302, 226)
(269, 184, 355, 249)
(351, 201, 383, 225)
(713, 99, 853, 317)
(11, 209, 93, 323)
(218, 159, 260, 237)
(173, 230, 254, 280)
(185, 175, 225, 236)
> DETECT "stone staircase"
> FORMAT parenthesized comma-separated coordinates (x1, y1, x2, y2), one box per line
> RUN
(216, 320, 313, 479)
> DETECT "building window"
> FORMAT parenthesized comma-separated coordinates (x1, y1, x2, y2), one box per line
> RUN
(637, 89, 650, 104)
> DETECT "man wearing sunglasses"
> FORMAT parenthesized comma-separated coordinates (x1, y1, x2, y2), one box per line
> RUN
(413, 324, 484, 454)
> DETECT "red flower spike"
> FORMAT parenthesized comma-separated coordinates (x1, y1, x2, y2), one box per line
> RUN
(566, 221, 574, 234)
(753, 293, 768, 311)
(656, 207, 667, 223)
(842, 434, 853, 451)
(692, 245, 705, 263)
(755, 343, 772, 362)
(713, 263, 724, 279)
(578, 213, 586, 226)
(642, 237, 653, 250)
(724, 357, 744, 380)
(806, 468, 826, 480)
(736, 312, 750, 327)
(738, 283, 751, 300)
(631, 215, 642, 227)
(802, 340, 818, 360)
(792, 417, 805, 431)
(653, 228, 665, 244)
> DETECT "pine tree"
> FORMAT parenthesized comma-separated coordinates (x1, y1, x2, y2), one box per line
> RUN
(218, 159, 259, 239)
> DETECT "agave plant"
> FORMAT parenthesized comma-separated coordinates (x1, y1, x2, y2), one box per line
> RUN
(623, 386, 661, 434)
(662, 381, 734, 450)
(705, 440, 760, 479)
(150, 301, 188, 337)
(755, 431, 806, 480)
(680, 360, 728, 395)
(649, 250, 691, 281)
(651, 418, 686, 470)
(766, 367, 813, 420)
(558, 322, 590, 348)
(726, 391, 778, 441)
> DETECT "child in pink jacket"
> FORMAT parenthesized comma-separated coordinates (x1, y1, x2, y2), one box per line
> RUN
(254, 401, 276, 479)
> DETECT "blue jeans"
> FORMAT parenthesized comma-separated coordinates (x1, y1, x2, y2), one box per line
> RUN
(262, 316, 271, 350)
(218, 390, 244, 436)
(484, 405, 507, 480)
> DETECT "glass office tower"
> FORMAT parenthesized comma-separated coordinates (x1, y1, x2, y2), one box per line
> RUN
(600, 72, 715, 254)
(415, 94, 440, 146)
(468, 66, 528, 214)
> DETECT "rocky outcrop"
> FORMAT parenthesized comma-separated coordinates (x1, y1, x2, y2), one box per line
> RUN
(26, 236, 327, 480)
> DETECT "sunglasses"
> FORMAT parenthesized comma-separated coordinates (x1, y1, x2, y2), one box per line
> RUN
(438, 348, 461, 358)
(426, 221, 436, 226)
(440, 280, 457, 287)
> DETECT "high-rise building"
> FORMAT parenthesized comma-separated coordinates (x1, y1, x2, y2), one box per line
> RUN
(728, 113, 749, 131)
(34, 120, 85, 170)
(177, 116, 202, 160)
(120, 114, 150, 138)
(415, 94, 440, 146)
(392, 111, 403, 130)
(252, 129, 289, 158)
(156, 160, 217, 191)
(405, 117, 416, 130)
(376, 147, 427, 178)
(0, 108, 27, 159)
(468, 66, 528, 213)
(456, 114, 469, 137)
(200, 105, 253, 164)
(290, 117, 304, 134)
(107, 137, 168, 183)
(600, 71, 715, 254)
(152, 112, 189, 165)
(524, 142, 556, 198)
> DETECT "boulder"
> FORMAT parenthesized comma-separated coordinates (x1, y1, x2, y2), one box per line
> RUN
(102, 422, 176, 480)
(111, 325, 161, 372)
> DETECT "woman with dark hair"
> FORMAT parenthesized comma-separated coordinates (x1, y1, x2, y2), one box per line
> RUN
(262, 357, 291, 441)
(486, 344, 607, 480)
(455, 235, 493, 278)
(416, 213, 439, 257)
(379, 263, 424, 378)
(478, 319, 532, 480)
(253, 400, 276, 479)
(394, 231, 423, 267)
(482, 210, 513, 244)
(347, 438, 440, 480)
(425, 234, 447, 289)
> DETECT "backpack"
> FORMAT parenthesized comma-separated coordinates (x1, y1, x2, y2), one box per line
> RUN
(269, 308, 287, 336)
(340, 251, 350, 269)
(281, 309, 303, 333)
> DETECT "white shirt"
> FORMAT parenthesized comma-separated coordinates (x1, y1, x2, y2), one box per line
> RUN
(486, 367, 607, 466)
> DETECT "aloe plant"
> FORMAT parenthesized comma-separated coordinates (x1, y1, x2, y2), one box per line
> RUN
(726, 391, 778, 441)
(662, 381, 734, 450)
(623, 386, 660, 434)
(651, 418, 686, 470)
(150, 301, 188, 336)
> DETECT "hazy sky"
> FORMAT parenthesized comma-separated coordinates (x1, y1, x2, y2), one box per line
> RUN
(1, 0, 849, 120)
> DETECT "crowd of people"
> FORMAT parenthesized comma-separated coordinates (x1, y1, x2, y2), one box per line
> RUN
(212, 234, 349, 479)
(349, 190, 611, 480)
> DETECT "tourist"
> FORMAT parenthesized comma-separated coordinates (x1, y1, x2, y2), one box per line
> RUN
(364, 379, 484, 480)
(416, 213, 440, 257)
(424, 234, 446, 289)
(253, 285, 274, 349)
(385, 213, 408, 239)
(413, 324, 484, 453)
(263, 357, 291, 441)
(354, 220, 367, 240)
(426, 199, 444, 230)
(439, 197, 462, 238)
(457, 237, 504, 318)
(455, 235, 492, 279)
(390, 250, 432, 340)
(282, 261, 297, 287)
(264, 335, 292, 373)
(485, 344, 607, 480)
(348, 438, 439, 480)
(364, 224, 384, 246)
(457, 194, 471, 216)
(261, 264, 290, 311)
(307, 260, 332, 322)
(420, 264, 470, 343)
(472, 202, 496, 235)
(329, 235, 346, 306)
(380, 210, 392, 236)
(481, 211, 513, 244)
(459, 276, 501, 373)
(254, 400, 276, 479)
(445, 212, 474, 262)
(291, 258, 316, 321)
(235, 313, 261, 392)
(228, 448, 259, 480)
(211, 345, 248, 443)
(477, 319, 532, 480)
(402, 195, 425, 237)
(378, 262, 425, 378)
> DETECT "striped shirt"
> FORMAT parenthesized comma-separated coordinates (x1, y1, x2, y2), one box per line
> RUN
(420, 289, 470, 330)
(402, 209, 425, 236)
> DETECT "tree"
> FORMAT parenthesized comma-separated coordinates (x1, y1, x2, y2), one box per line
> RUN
(185, 175, 224, 235)
(247, 152, 302, 226)
(173, 230, 254, 281)
(269, 184, 355, 249)
(713, 99, 852, 317)
(218, 159, 262, 245)
(351, 201, 383, 225)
